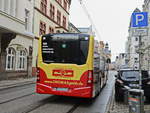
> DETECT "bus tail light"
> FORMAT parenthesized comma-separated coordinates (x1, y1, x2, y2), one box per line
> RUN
(87, 71, 93, 84)
(37, 68, 40, 82)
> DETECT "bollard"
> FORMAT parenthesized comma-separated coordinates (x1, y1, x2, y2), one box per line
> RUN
(124, 88, 129, 104)
(128, 89, 144, 113)
(124, 86, 130, 104)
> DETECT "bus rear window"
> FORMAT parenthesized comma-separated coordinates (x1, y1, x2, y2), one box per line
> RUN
(41, 34, 89, 65)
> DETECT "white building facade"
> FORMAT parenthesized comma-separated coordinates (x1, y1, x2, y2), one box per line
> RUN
(126, 8, 141, 70)
(126, 5, 150, 70)
(115, 53, 128, 69)
(142, 0, 150, 71)
(0, 0, 34, 79)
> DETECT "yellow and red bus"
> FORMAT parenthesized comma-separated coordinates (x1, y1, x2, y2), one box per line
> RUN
(36, 33, 108, 98)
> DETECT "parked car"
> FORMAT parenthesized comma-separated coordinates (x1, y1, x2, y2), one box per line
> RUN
(115, 69, 150, 101)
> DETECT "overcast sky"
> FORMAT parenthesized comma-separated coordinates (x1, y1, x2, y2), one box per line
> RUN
(69, 0, 144, 61)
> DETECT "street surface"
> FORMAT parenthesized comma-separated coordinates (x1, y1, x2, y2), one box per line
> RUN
(0, 71, 115, 113)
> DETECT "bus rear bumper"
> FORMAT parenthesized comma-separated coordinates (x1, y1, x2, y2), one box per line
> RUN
(36, 83, 92, 98)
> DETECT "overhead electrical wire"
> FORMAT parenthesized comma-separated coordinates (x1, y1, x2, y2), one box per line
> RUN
(78, 0, 102, 40)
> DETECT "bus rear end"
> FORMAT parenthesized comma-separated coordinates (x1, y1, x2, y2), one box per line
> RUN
(36, 33, 94, 98)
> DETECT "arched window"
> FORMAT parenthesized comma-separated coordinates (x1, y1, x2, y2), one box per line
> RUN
(56, 30, 60, 33)
(40, 0, 47, 14)
(18, 50, 27, 70)
(6, 48, 16, 70)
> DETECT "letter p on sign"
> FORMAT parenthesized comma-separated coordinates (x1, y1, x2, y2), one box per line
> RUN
(132, 12, 148, 27)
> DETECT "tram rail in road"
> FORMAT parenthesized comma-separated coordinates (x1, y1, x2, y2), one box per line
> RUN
(15, 96, 80, 113)
(0, 92, 35, 104)
(0, 80, 35, 91)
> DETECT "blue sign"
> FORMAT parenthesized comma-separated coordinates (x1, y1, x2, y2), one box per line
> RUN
(131, 12, 148, 27)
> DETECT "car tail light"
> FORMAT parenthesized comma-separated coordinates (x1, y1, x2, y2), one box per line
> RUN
(37, 68, 40, 82)
(87, 71, 93, 84)
(147, 81, 150, 85)
(116, 79, 123, 84)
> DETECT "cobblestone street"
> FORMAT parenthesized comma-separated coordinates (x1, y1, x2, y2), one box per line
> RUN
(108, 91, 150, 113)
(109, 101, 150, 113)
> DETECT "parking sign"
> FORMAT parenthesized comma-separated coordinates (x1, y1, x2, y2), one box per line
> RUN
(131, 12, 148, 27)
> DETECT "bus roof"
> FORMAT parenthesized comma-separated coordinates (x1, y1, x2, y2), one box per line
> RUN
(42, 33, 90, 38)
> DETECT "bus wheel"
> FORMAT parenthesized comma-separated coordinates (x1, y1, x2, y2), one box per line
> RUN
(95, 90, 100, 98)
(95, 80, 101, 97)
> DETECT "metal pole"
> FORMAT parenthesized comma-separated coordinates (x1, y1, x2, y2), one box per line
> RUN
(138, 35, 144, 113)
(148, 48, 150, 73)
(139, 35, 142, 90)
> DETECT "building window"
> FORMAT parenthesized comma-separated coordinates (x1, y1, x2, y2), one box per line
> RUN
(25, 9, 30, 31)
(49, 27, 54, 33)
(134, 58, 138, 61)
(63, 0, 67, 10)
(63, 16, 66, 28)
(50, 4, 55, 20)
(40, 0, 47, 14)
(135, 45, 138, 48)
(1, 0, 17, 15)
(18, 50, 27, 70)
(0, 0, 3, 11)
(6, 48, 16, 70)
(39, 21, 46, 35)
(4, 0, 9, 13)
(10, 0, 16, 16)
(57, 10, 61, 25)
(135, 37, 138, 41)
(56, 30, 60, 33)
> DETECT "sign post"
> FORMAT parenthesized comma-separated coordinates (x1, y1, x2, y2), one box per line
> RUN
(131, 12, 148, 89)
(130, 12, 148, 113)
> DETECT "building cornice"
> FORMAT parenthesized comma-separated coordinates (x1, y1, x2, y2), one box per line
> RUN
(55, 26, 68, 32)
(69, 22, 81, 32)
(0, 24, 34, 39)
(0, 10, 25, 25)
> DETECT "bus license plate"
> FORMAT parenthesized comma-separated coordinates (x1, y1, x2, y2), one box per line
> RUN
(56, 88, 68, 91)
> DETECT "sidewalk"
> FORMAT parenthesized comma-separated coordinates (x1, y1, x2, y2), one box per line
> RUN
(0, 77, 36, 90)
